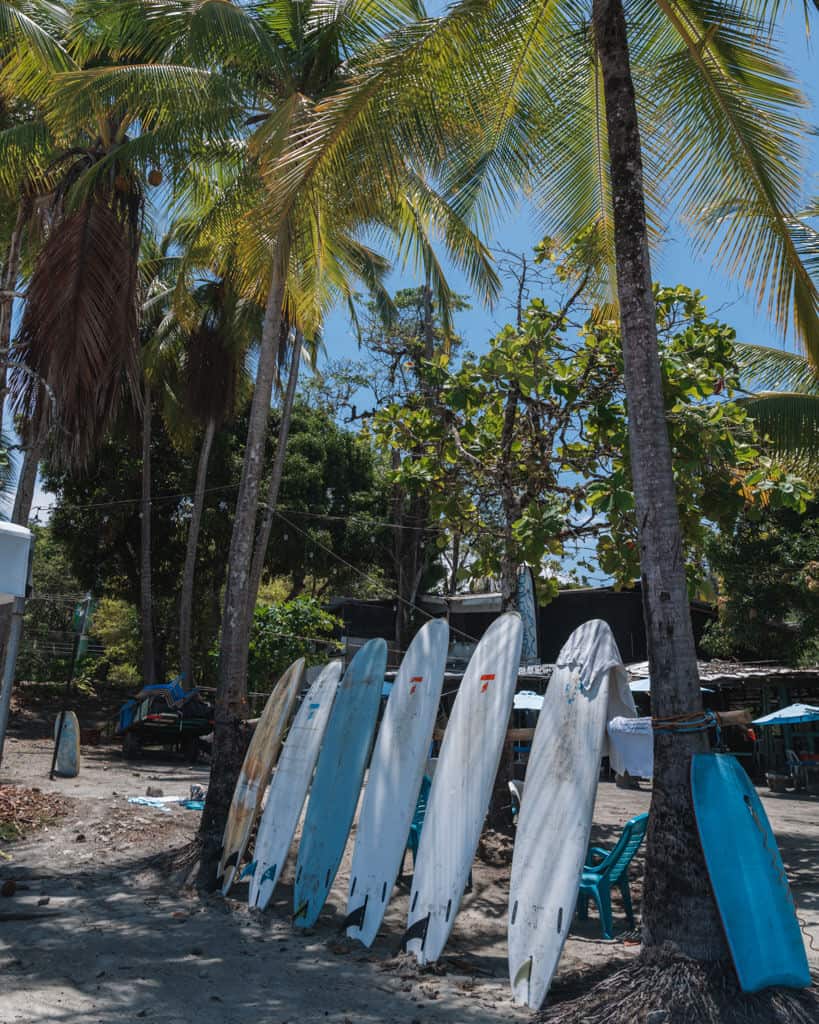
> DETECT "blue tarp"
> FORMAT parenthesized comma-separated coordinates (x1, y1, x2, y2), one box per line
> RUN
(116, 677, 201, 735)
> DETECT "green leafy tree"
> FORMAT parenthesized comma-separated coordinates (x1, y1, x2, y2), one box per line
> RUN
(262, 400, 393, 599)
(14, 524, 84, 683)
(246, 597, 343, 694)
(703, 501, 819, 666)
(377, 279, 810, 606)
(41, 403, 245, 684)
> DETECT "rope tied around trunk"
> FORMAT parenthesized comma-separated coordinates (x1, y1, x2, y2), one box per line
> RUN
(651, 710, 719, 742)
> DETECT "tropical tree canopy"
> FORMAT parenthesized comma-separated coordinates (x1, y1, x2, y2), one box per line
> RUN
(375, 278, 812, 598)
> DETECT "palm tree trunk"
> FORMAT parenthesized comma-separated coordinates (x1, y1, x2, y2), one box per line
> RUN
(140, 379, 156, 686)
(0, 198, 29, 439)
(179, 416, 217, 688)
(593, 0, 724, 958)
(197, 253, 288, 887)
(245, 335, 302, 625)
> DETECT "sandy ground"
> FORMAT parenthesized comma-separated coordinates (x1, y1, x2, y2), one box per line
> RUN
(1, 726, 817, 1024)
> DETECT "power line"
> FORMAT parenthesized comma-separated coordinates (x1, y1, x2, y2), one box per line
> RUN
(275, 508, 482, 647)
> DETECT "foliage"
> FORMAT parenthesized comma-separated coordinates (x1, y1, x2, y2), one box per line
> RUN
(375, 280, 812, 598)
(246, 597, 343, 693)
(735, 343, 819, 484)
(39, 395, 390, 680)
(15, 525, 84, 683)
(702, 501, 819, 666)
(41, 403, 245, 682)
(264, 400, 394, 598)
(78, 597, 141, 689)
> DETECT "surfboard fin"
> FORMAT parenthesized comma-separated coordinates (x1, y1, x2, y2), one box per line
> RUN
(224, 850, 240, 869)
(513, 956, 533, 1002)
(341, 895, 368, 933)
(292, 900, 309, 923)
(240, 860, 257, 880)
(401, 913, 430, 953)
(261, 863, 278, 883)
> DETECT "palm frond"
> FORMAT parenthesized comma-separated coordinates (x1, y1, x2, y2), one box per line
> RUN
(735, 342, 819, 393)
(9, 200, 140, 466)
(0, 118, 56, 193)
(646, 0, 819, 357)
(0, 1, 73, 70)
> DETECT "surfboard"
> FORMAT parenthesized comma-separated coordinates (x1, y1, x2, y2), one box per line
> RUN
(248, 660, 342, 911)
(53, 711, 80, 778)
(516, 565, 539, 666)
(345, 619, 449, 946)
(691, 752, 810, 992)
(293, 638, 388, 928)
(404, 612, 523, 964)
(508, 619, 635, 1008)
(218, 658, 304, 895)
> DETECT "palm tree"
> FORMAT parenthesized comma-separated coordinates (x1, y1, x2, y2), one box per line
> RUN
(0, 1, 199, 467)
(176, 280, 258, 688)
(60, 0, 500, 882)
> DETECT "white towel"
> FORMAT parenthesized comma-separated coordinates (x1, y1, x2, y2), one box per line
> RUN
(607, 716, 654, 778)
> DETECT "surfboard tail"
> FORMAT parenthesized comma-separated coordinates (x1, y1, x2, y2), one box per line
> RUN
(341, 894, 368, 933)
(401, 913, 430, 954)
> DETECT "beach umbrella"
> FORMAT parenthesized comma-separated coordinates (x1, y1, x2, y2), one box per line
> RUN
(752, 704, 819, 726)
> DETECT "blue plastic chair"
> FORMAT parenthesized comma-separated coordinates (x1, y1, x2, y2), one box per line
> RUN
(577, 812, 648, 939)
(400, 775, 432, 878)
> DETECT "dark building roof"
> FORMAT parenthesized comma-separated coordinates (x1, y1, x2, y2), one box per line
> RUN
(329, 583, 716, 664)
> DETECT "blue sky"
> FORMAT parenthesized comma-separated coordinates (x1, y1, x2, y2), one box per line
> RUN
(321, 6, 818, 367)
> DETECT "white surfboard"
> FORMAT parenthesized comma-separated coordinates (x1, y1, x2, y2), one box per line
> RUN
(345, 619, 449, 945)
(53, 711, 80, 778)
(405, 612, 523, 964)
(508, 619, 635, 1008)
(218, 659, 304, 895)
(248, 660, 342, 910)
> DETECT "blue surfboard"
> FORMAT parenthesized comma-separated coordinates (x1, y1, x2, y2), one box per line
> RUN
(293, 638, 388, 928)
(691, 753, 810, 992)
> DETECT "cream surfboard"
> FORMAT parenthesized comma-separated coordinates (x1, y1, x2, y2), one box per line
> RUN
(404, 612, 523, 964)
(248, 660, 342, 910)
(218, 658, 304, 895)
(508, 619, 635, 1008)
(53, 711, 80, 777)
(345, 619, 449, 945)
(293, 639, 387, 928)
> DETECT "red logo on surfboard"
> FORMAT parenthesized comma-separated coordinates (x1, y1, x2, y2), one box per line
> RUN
(409, 675, 422, 695)
(480, 673, 495, 693)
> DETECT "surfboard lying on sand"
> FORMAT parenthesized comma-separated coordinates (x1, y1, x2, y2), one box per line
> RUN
(53, 711, 80, 778)
(293, 638, 387, 928)
(691, 752, 810, 992)
(404, 612, 523, 965)
(508, 619, 635, 1008)
(218, 658, 304, 895)
(345, 619, 449, 946)
(248, 660, 342, 911)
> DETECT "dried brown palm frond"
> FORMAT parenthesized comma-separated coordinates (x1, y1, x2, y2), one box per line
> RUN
(185, 322, 240, 428)
(183, 280, 259, 427)
(9, 199, 140, 467)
